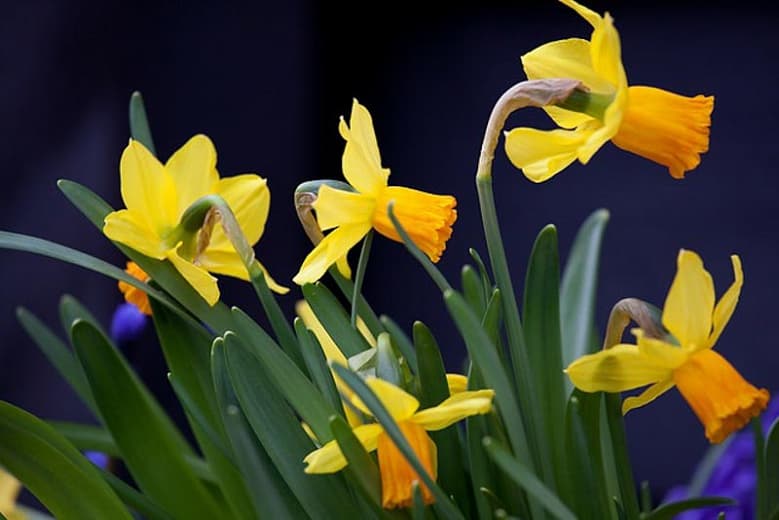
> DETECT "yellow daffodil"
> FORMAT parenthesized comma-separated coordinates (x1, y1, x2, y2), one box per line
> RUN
(0, 468, 24, 520)
(118, 261, 152, 315)
(293, 100, 457, 285)
(566, 250, 769, 443)
(103, 135, 285, 305)
(505, 0, 713, 182)
(303, 377, 493, 509)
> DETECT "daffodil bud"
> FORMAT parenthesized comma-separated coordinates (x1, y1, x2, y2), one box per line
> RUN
(602, 297, 670, 350)
(294, 180, 354, 246)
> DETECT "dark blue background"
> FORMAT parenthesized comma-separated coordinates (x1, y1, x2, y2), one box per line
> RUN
(1, 0, 775, 498)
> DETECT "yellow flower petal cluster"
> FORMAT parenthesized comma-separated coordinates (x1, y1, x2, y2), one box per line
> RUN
(303, 377, 493, 509)
(103, 135, 284, 305)
(566, 250, 769, 443)
(505, 0, 713, 182)
(293, 100, 457, 285)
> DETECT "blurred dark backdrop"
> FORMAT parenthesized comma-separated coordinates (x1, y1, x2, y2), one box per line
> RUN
(1, 0, 776, 499)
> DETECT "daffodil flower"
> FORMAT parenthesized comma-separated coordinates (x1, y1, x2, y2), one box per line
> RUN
(0, 468, 24, 520)
(505, 0, 713, 182)
(303, 377, 494, 508)
(118, 261, 152, 315)
(293, 100, 457, 285)
(103, 135, 285, 305)
(566, 250, 769, 443)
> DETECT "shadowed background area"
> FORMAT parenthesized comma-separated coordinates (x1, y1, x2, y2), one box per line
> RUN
(1, 0, 776, 499)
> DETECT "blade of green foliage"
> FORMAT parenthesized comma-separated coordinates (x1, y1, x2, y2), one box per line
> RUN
(414, 321, 471, 514)
(168, 374, 230, 458)
(128, 91, 156, 155)
(642, 497, 735, 520)
(16, 307, 98, 415)
(375, 332, 402, 386)
(380, 316, 418, 374)
(523, 225, 565, 491)
(230, 307, 338, 442)
(328, 414, 382, 509)
(328, 267, 385, 337)
(212, 339, 306, 519)
(560, 209, 609, 376)
(59, 294, 106, 337)
(0, 401, 131, 520)
(303, 282, 372, 357)
(483, 437, 576, 520)
(766, 417, 779, 515)
(333, 364, 466, 520)
(462, 265, 487, 316)
(481, 289, 504, 360)
(224, 333, 364, 519)
(71, 320, 221, 518)
(468, 248, 494, 303)
(294, 318, 345, 414)
(101, 470, 173, 520)
(604, 393, 640, 518)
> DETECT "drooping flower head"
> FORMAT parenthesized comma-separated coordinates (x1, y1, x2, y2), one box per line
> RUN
(293, 100, 457, 285)
(566, 250, 768, 443)
(303, 377, 493, 509)
(103, 135, 285, 305)
(505, 0, 713, 182)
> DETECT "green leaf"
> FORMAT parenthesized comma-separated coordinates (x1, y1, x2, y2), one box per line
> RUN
(483, 437, 576, 520)
(380, 316, 418, 375)
(523, 225, 565, 490)
(641, 497, 735, 520)
(468, 248, 494, 305)
(59, 294, 106, 338)
(71, 320, 221, 518)
(560, 209, 609, 373)
(328, 414, 382, 508)
(481, 289, 503, 351)
(375, 332, 402, 386)
(303, 282, 372, 357)
(100, 470, 173, 520)
(294, 318, 345, 414)
(224, 334, 363, 519)
(765, 416, 779, 515)
(128, 91, 156, 155)
(462, 265, 487, 316)
(212, 339, 306, 519)
(0, 401, 131, 520)
(328, 267, 385, 338)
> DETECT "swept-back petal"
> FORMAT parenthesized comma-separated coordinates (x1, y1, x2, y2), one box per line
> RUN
(590, 12, 625, 88)
(560, 0, 602, 29)
(340, 100, 390, 196)
(303, 423, 384, 474)
(504, 126, 591, 182)
(104, 209, 169, 259)
(708, 255, 743, 349)
(313, 185, 376, 231)
(168, 250, 220, 305)
(445, 374, 468, 394)
(662, 250, 715, 348)
(565, 343, 677, 393)
(196, 250, 249, 280)
(411, 389, 494, 431)
(293, 222, 372, 285)
(621, 378, 675, 414)
(165, 135, 219, 216)
(120, 140, 178, 232)
(523, 38, 615, 96)
(351, 378, 420, 421)
(208, 174, 269, 251)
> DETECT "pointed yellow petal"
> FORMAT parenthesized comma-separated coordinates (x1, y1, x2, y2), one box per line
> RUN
(303, 423, 384, 474)
(523, 38, 615, 96)
(293, 222, 371, 285)
(254, 260, 288, 294)
(167, 250, 220, 305)
(621, 378, 675, 415)
(411, 389, 494, 431)
(504, 126, 591, 182)
(336, 255, 352, 279)
(350, 378, 420, 421)
(340, 100, 390, 196)
(445, 373, 468, 394)
(208, 174, 269, 251)
(559, 0, 602, 29)
(662, 250, 715, 349)
(103, 209, 169, 259)
(120, 140, 178, 232)
(196, 250, 249, 280)
(165, 134, 219, 216)
(708, 255, 743, 349)
(296, 300, 349, 366)
(313, 185, 376, 231)
(589, 13, 625, 88)
(565, 343, 678, 393)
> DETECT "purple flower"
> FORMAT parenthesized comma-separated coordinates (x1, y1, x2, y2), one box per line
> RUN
(85, 451, 110, 470)
(110, 302, 148, 346)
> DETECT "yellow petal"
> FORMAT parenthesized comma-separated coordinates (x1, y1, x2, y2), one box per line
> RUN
(504, 126, 591, 182)
(254, 260, 289, 294)
(662, 250, 715, 349)
(708, 255, 743, 349)
(208, 174, 269, 251)
(350, 378, 420, 421)
(303, 423, 384, 474)
(167, 250, 220, 305)
(445, 374, 468, 394)
(165, 134, 219, 216)
(559, 0, 602, 29)
(335, 255, 352, 279)
(340, 100, 390, 196)
(103, 209, 169, 259)
(0, 468, 21, 513)
(523, 37, 615, 96)
(411, 389, 494, 431)
(621, 378, 675, 415)
(120, 140, 178, 233)
(313, 185, 376, 231)
(196, 250, 249, 280)
(565, 343, 679, 393)
(296, 300, 348, 366)
(589, 12, 625, 88)
(293, 222, 372, 285)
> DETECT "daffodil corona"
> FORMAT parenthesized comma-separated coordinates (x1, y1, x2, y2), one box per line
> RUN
(566, 250, 769, 443)
(303, 377, 493, 509)
(103, 135, 285, 305)
(504, 0, 713, 182)
(118, 261, 152, 315)
(293, 100, 457, 285)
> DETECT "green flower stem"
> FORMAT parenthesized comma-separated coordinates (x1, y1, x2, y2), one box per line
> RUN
(351, 231, 374, 328)
(753, 417, 767, 520)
